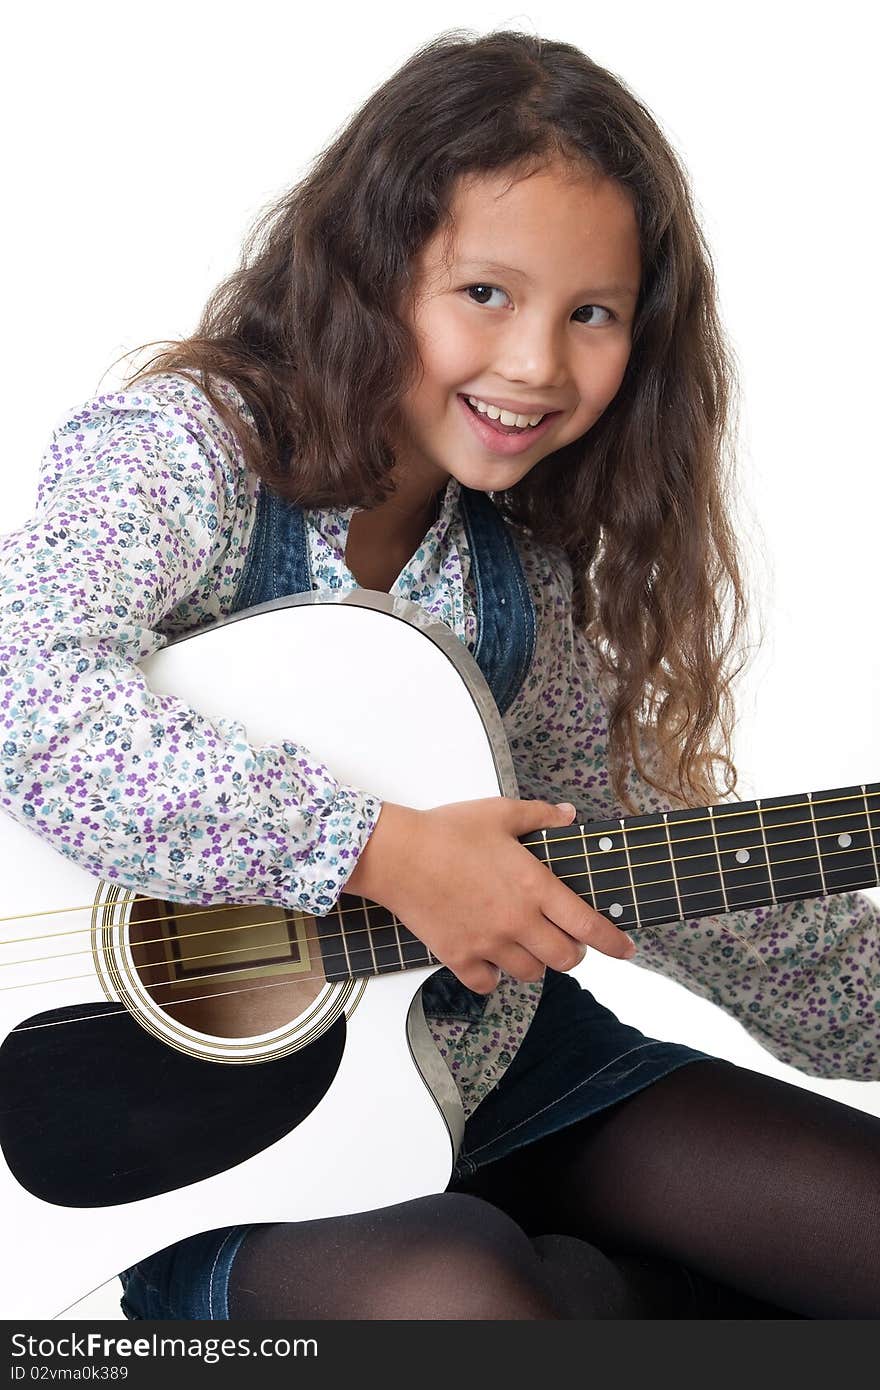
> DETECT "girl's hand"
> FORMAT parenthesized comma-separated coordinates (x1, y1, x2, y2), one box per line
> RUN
(344, 798, 636, 993)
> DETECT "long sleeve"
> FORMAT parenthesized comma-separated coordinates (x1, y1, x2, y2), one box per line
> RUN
(0, 375, 381, 914)
(508, 542, 880, 1081)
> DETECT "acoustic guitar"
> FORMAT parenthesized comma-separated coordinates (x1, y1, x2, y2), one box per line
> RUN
(1, 590, 877, 1316)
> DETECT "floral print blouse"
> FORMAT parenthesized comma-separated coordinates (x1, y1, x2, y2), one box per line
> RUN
(1, 372, 877, 1118)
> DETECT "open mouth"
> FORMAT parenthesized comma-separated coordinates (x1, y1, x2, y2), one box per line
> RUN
(457, 394, 560, 456)
(461, 396, 545, 435)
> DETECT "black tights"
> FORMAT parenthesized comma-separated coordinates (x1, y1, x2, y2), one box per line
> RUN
(228, 1059, 880, 1319)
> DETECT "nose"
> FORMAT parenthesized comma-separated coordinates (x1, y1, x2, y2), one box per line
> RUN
(495, 310, 568, 391)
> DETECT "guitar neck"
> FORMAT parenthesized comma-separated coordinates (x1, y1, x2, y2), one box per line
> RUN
(315, 781, 880, 982)
(521, 781, 880, 933)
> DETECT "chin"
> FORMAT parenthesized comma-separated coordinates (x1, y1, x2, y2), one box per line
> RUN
(466, 466, 533, 494)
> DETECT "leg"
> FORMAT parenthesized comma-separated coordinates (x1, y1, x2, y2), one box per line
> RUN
(226, 1192, 709, 1320)
(453, 1059, 880, 1318)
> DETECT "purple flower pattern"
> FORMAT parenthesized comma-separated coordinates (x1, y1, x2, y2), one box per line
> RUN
(1, 372, 877, 1119)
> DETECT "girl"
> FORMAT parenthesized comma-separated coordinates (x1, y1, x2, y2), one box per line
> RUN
(2, 29, 879, 1320)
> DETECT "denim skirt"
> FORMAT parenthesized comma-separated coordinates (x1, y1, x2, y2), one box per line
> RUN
(118, 968, 712, 1319)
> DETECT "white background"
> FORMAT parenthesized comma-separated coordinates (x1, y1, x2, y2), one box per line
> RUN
(2, 0, 878, 1316)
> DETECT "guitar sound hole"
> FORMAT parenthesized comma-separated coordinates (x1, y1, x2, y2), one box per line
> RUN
(127, 897, 326, 1039)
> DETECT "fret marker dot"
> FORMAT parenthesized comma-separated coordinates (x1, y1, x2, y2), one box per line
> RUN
(609, 903, 624, 918)
(599, 836, 614, 851)
(838, 833, 852, 848)
(735, 849, 750, 864)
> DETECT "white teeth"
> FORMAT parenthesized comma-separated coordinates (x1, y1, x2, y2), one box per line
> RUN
(467, 396, 545, 428)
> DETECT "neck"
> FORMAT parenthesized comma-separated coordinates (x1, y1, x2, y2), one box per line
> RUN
(358, 474, 447, 533)
(344, 480, 448, 593)
(348, 478, 447, 562)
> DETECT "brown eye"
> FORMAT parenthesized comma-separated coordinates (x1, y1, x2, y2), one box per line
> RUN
(572, 304, 613, 325)
(465, 285, 508, 307)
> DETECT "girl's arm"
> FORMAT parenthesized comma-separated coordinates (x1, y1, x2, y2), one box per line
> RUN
(507, 544, 880, 1082)
(0, 374, 381, 916)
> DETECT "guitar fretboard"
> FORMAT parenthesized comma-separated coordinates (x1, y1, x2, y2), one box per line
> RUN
(522, 782, 880, 932)
(315, 896, 437, 980)
(313, 782, 880, 979)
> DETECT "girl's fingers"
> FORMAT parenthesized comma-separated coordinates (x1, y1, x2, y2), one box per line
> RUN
(517, 918, 588, 974)
(491, 943, 550, 984)
(454, 960, 502, 994)
(541, 878, 636, 960)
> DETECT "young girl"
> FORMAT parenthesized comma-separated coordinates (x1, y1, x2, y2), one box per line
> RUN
(2, 29, 879, 1320)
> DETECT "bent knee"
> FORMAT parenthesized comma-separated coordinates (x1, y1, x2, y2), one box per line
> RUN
(389, 1193, 560, 1319)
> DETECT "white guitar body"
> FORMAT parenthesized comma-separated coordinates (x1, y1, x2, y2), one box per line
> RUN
(0, 592, 519, 1318)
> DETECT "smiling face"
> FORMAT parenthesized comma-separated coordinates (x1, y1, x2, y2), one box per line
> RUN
(391, 158, 642, 501)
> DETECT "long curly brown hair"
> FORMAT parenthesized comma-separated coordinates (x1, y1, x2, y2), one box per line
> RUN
(121, 28, 757, 815)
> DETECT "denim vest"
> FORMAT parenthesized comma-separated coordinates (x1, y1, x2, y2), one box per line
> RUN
(230, 482, 537, 1023)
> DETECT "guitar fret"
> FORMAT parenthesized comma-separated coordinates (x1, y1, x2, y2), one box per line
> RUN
(337, 895, 374, 977)
(806, 792, 827, 895)
(365, 899, 379, 976)
(578, 818, 660, 931)
(618, 813, 681, 929)
(709, 801, 773, 911)
(587, 823, 637, 929)
(395, 915, 433, 969)
(578, 821, 598, 910)
(755, 801, 777, 906)
(541, 820, 600, 923)
(363, 899, 411, 975)
(863, 784, 880, 885)
(314, 898, 354, 981)
(317, 896, 432, 979)
(746, 791, 824, 904)
(391, 908, 405, 971)
(666, 807, 727, 918)
(809, 786, 875, 895)
(619, 819, 642, 929)
(530, 820, 636, 928)
(338, 898, 353, 976)
(663, 812, 685, 920)
(706, 806, 729, 913)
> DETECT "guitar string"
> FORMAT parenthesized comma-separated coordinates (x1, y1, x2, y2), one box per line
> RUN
(8, 842, 880, 1032)
(1, 839, 874, 1002)
(0, 800, 875, 952)
(1, 819, 875, 967)
(10, 967, 378, 1034)
(7, 833, 876, 1037)
(0, 800, 873, 973)
(0, 807, 876, 970)
(2, 785, 876, 936)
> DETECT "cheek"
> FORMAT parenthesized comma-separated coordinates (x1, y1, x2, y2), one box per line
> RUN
(415, 306, 483, 391)
(579, 343, 632, 409)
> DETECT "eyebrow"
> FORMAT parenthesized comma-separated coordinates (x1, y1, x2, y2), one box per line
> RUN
(456, 259, 640, 300)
